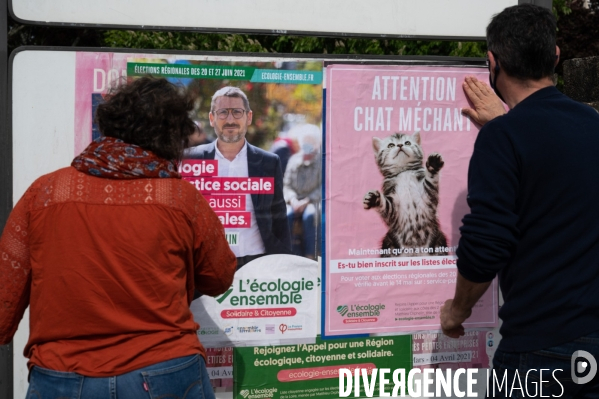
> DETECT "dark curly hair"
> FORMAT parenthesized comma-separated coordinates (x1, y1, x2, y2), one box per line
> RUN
(95, 76, 196, 161)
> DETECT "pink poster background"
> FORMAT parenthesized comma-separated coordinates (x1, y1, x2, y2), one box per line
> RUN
(324, 64, 497, 335)
(75, 52, 133, 153)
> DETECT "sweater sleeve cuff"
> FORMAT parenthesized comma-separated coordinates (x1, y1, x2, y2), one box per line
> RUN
(457, 261, 497, 283)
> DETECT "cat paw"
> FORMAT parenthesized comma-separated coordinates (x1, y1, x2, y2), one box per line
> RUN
(363, 190, 381, 209)
(426, 153, 444, 173)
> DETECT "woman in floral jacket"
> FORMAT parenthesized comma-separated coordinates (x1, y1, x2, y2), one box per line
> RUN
(0, 77, 236, 399)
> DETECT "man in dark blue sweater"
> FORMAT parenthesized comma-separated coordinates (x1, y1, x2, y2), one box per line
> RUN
(440, 4, 599, 397)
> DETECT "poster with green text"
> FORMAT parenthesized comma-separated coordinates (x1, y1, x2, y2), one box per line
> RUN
(234, 335, 411, 399)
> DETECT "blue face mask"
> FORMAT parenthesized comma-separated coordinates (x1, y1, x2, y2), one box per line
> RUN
(488, 52, 505, 103)
(302, 143, 315, 155)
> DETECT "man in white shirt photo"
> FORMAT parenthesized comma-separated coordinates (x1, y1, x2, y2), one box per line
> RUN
(187, 87, 292, 269)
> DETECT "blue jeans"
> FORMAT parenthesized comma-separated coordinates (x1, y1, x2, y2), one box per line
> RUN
(26, 354, 215, 399)
(488, 331, 599, 398)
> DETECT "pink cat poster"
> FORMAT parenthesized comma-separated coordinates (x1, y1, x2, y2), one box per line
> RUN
(324, 64, 498, 336)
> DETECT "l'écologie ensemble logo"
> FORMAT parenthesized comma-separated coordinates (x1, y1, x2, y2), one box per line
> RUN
(337, 303, 386, 318)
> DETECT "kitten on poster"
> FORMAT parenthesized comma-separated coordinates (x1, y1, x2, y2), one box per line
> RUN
(364, 131, 448, 257)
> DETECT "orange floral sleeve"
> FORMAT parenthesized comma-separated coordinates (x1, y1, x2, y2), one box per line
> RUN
(0, 185, 35, 344)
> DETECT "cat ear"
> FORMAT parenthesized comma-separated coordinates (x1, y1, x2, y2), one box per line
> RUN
(413, 131, 421, 145)
(372, 137, 383, 153)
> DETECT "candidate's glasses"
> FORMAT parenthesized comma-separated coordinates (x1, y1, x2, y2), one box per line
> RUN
(213, 108, 247, 120)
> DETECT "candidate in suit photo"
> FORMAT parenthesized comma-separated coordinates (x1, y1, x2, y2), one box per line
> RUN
(186, 86, 291, 268)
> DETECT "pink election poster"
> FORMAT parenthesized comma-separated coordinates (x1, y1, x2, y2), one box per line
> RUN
(324, 64, 498, 336)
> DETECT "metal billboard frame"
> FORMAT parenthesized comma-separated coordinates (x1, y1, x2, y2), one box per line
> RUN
(3, 45, 485, 398)
(8, 0, 551, 42)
